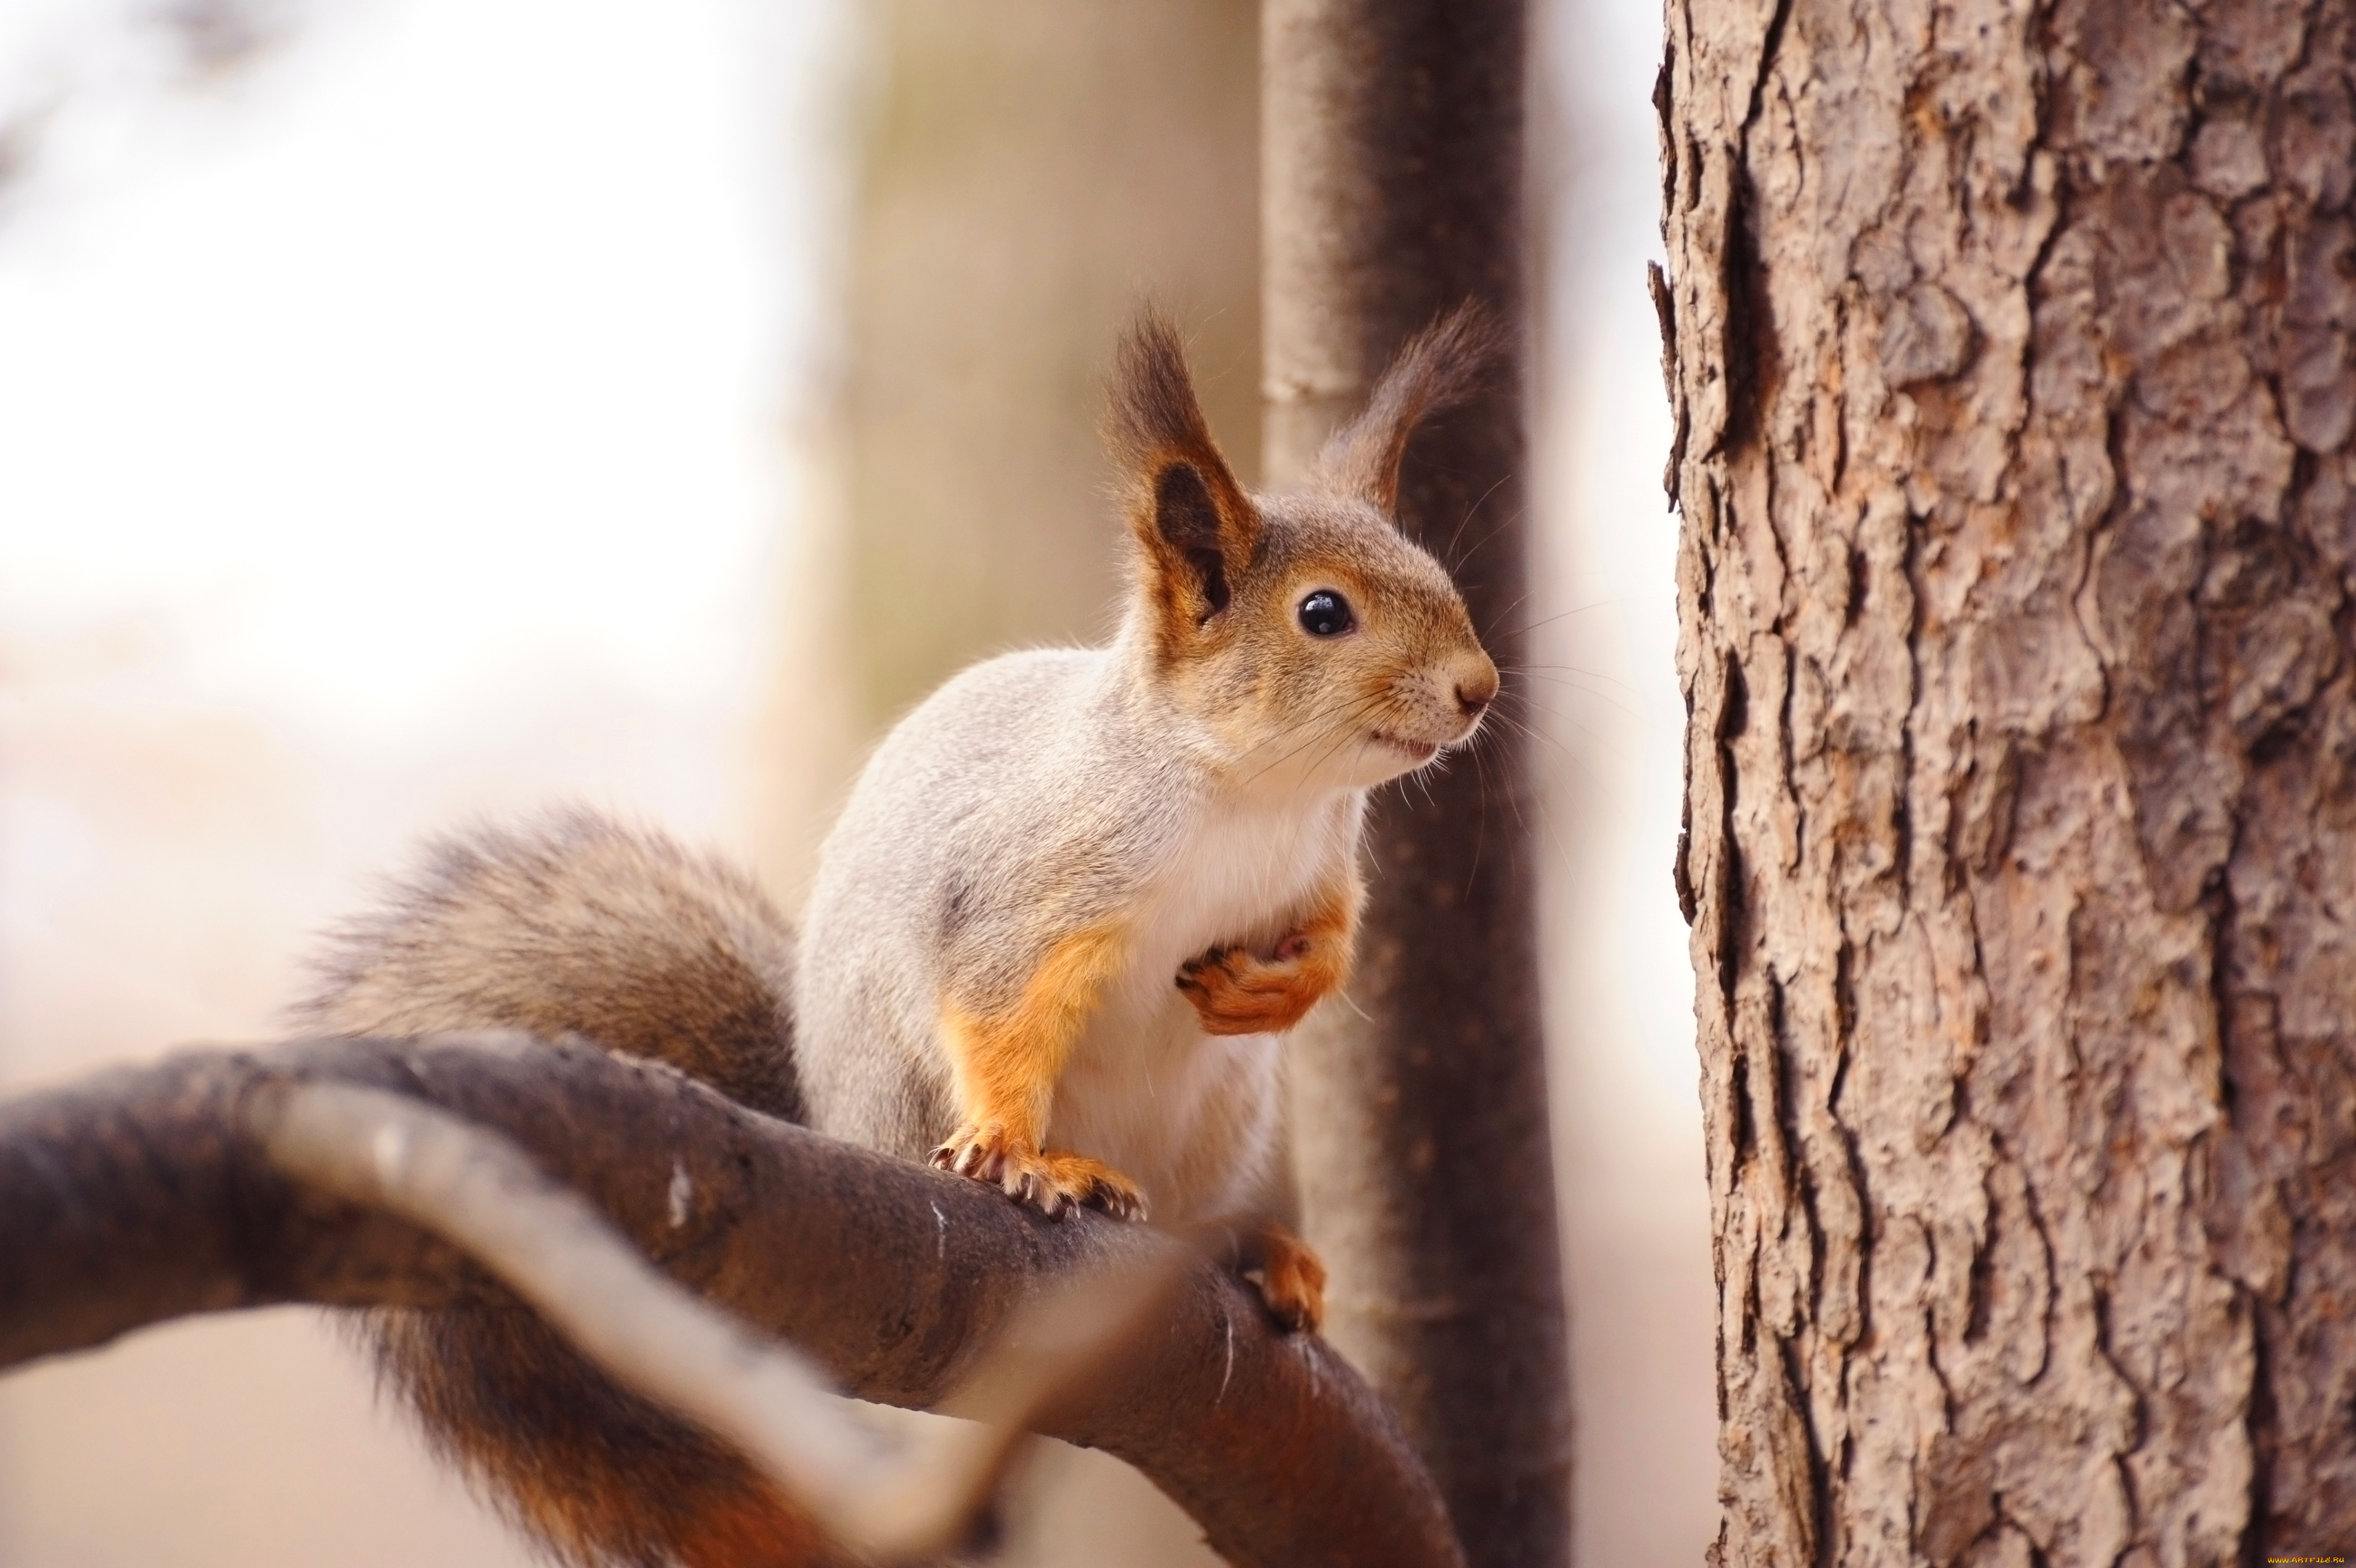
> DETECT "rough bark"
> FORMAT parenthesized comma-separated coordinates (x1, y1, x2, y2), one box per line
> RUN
(1659, 0, 2356, 1557)
(1264, 7, 1573, 1567)
(0, 1035, 1464, 1568)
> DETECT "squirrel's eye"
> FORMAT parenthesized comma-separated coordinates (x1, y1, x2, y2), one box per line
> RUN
(1297, 590, 1355, 637)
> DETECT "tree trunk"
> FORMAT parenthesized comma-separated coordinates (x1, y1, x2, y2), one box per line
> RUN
(1659, 0, 2356, 1557)
(1264, 8, 1572, 1567)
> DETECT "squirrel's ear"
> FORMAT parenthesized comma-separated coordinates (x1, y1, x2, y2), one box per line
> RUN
(1313, 302, 1505, 515)
(1107, 309, 1259, 631)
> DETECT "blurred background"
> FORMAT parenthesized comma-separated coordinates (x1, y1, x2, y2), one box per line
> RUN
(0, 1, 1705, 1563)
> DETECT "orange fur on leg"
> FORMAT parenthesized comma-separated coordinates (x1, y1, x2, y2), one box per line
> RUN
(932, 926, 1148, 1220)
(1176, 878, 1360, 1036)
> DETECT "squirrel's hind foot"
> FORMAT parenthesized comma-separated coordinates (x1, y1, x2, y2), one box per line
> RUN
(930, 1127, 1149, 1223)
(1233, 1221, 1326, 1334)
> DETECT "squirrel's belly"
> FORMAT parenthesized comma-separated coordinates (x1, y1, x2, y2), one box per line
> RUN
(1050, 987, 1283, 1225)
(1044, 786, 1346, 1222)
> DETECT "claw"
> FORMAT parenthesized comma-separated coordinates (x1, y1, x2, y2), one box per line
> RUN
(934, 1130, 1144, 1225)
(1090, 1179, 1146, 1223)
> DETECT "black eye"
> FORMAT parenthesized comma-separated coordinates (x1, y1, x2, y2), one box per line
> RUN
(1298, 589, 1355, 637)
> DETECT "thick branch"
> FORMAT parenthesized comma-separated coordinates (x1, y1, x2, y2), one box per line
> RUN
(0, 1034, 1464, 1568)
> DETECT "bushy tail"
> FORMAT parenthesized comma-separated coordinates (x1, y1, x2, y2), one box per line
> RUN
(300, 809, 823, 1567)
(368, 1309, 830, 1568)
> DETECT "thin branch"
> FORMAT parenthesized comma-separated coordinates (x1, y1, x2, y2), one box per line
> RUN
(257, 1082, 1180, 1560)
(0, 1033, 1465, 1568)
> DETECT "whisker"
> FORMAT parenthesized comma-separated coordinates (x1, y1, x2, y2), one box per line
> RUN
(1301, 712, 1386, 792)
(1504, 660, 1646, 692)
(1459, 732, 1583, 891)
(1500, 670, 1645, 720)
(1227, 692, 1376, 766)
(1497, 683, 1612, 731)
(1230, 689, 1388, 768)
(1464, 735, 1491, 898)
(1445, 498, 1527, 577)
(1481, 715, 1590, 890)
(1443, 474, 1519, 568)
(1239, 694, 1389, 790)
(1283, 710, 1387, 809)
(1478, 589, 1537, 647)
(1480, 703, 1606, 790)
(1489, 597, 1618, 641)
(1488, 695, 1597, 757)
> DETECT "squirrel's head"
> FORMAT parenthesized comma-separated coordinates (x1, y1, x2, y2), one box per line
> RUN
(1106, 306, 1501, 791)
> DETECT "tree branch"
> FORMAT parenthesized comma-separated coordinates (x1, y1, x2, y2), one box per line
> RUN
(0, 1033, 1464, 1568)
(257, 1081, 1186, 1560)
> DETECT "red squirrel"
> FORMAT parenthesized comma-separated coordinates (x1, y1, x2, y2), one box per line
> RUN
(300, 306, 1498, 1567)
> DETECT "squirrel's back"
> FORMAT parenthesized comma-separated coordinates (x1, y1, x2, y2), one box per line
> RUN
(297, 809, 820, 1568)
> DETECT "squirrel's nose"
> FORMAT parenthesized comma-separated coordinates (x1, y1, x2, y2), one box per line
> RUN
(1455, 664, 1500, 719)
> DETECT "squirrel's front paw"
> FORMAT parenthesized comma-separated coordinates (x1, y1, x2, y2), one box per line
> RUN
(930, 1126, 1149, 1222)
(1176, 933, 1334, 1035)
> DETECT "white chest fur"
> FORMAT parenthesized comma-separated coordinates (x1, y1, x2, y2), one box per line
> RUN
(1048, 784, 1361, 1224)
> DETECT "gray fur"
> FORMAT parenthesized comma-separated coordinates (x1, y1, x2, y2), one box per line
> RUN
(796, 642, 1204, 1158)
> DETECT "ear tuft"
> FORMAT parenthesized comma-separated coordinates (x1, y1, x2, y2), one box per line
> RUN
(1107, 309, 1215, 476)
(1107, 307, 1256, 636)
(1313, 302, 1508, 514)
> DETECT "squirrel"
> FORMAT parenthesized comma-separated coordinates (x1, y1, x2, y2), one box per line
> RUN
(294, 306, 1500, 1568)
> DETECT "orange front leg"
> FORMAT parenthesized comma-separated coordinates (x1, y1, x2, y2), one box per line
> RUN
(931, 925, 1149, 1222)
(1176, 876, 1361, 1036)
